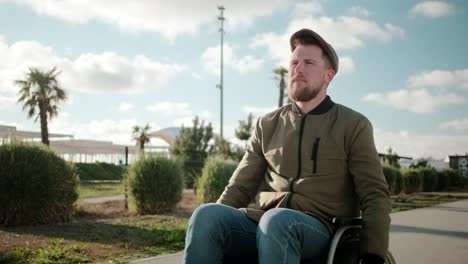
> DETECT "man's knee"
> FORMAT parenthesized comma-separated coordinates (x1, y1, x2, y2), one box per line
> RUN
(190, 203, 240, 231)
(190, 203, 224, 225)
(258, 208, 295, 233)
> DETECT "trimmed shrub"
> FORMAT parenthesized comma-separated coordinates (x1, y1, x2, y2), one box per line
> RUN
(444, 168, 466, 189)
(383, 165, 396, 191)
(419, 168, 438, 192)
(75, 162, 124, 181)
(0, 141, 78, 225)
(394, 170, 405, 195)
(436, 170, 450, 191)
(383, 165, 403, 194)
(127, 155, 183, 214)
(196, 157, 237, 203)
(403, 169, 421, 194)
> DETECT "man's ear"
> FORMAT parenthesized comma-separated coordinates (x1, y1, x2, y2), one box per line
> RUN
(325, 68, 336, 83)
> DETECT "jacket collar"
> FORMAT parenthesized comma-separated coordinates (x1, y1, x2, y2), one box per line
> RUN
(291, 95, 335, 115)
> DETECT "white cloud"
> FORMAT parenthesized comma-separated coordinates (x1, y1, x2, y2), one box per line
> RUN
(251, 15, 404, 68)
(338, 57, 355, 75)
(118, 102, 134, 112)
(410, 1, 455, 18)
(9, 0, 290, 41)
(440, 118, 468, 131)
(364, 69, 468, 113)
(191, 72, 203, 80)
(201, 43, 264, 75)
(242, 106, 276, 117)
(0, 37, 185, 94)
(48, 113, 161, 145)
(363, 88, 464, 113)
(146, 101, 192, 116)
(173, 110, 213, 127)
(292, 1, 323, 17)
(374, 129, 468, 159)
(408, 69, 468, 90)
(0, 94, 16, 109)
(350, 6, 370, 17)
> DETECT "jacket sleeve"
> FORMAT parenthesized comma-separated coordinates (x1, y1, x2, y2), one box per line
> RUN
(217, 119, 267, 208)
(348, 118, 391, 259)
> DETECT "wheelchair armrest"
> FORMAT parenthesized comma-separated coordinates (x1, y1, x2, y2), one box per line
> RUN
(332, 216, 362, 226)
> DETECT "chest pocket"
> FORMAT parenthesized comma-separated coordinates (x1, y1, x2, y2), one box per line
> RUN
(309, 137, 346, 176)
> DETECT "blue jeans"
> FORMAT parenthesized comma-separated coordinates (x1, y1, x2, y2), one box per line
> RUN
(184, 203, 331, 264)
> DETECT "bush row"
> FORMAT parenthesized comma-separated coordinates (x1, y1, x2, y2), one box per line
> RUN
(75, 162, 124, 181)
(383, 165, 466, 195)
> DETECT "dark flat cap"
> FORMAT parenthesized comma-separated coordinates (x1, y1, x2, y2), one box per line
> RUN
(290, 28, 339, 73)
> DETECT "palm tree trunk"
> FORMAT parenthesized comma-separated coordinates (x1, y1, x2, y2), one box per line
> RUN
(39, 103, 49, 146)
(279, 77, 286, 107)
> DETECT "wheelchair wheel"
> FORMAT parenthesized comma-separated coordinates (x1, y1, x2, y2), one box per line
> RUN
(332, 228, 361, 264)
(385, 251, 396, 264)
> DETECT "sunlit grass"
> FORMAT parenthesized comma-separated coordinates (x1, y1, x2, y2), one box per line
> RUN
(78, 182, 125, 198)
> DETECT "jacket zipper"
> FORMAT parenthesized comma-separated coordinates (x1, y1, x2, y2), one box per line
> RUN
(287, 115, 307, 208)
(311, 137, 320, 173)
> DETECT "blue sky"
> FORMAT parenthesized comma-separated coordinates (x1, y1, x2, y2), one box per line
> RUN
(0, 0, 467, 160)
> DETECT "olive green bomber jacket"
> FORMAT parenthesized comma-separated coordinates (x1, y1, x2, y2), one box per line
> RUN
(216, 96, 391, 259)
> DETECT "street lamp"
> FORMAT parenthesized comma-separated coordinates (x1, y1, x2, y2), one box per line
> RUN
(218, 5, 225, 139)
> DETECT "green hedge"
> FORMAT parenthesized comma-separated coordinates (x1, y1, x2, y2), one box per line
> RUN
(442, 168, 466, 189)
(0, 142, 78, 225)
(403, 169, 421, 194)
(196, 157, 237, 203)
(127, 155, 183, 214)
(401, 167, 467, 193)
(75, 162, 124, 181)
(436, 170, 450, 191)
(383, 165, 404, 195)
(419, 168, 438, 192)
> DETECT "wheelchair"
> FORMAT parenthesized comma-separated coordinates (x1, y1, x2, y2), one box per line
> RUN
(326, 216, 395, 264)
(224, 216, 396, 264)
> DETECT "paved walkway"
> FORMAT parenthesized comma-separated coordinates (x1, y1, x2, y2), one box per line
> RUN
(389, 199, 468, 263)
(130, 199, 468, 264)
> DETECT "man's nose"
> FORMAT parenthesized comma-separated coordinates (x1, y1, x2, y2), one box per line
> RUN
(294, 61, 304, 73)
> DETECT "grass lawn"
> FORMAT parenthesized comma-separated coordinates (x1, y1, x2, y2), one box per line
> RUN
(391, 192, 468, 213)
(0, 189, 197, 264)
(0, 214, 187, 264)
(78, 182, 125, 199)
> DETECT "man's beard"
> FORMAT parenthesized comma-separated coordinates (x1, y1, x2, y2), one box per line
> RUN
(288, 82, 322, 102)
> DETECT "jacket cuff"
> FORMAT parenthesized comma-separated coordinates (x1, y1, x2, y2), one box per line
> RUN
(360, 253, 384, 264)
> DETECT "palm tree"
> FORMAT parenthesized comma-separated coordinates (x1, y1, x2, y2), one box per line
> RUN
(274, 67, 289, 107)
(132, 124, 151, 151)
(16, 66, 67, 146)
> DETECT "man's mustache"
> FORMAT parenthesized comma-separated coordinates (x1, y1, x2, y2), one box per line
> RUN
(291, 75, 306, 82)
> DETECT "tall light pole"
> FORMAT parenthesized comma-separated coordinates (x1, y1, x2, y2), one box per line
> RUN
(217, 5, 225, 139)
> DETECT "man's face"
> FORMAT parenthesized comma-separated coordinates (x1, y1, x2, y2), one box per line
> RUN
(288, 44, 334, 102)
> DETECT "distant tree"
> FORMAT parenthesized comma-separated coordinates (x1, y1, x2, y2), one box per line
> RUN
(170, 116, 213, 188)
(210, 136, 233, 160)
(274, 67, 288, 107)
(132, 124, 151, 151)
(16, 66, 67, 146)
(409, 158, 431, 169)
(235, 113, 254, 148)
(385, 147, 400, 168)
